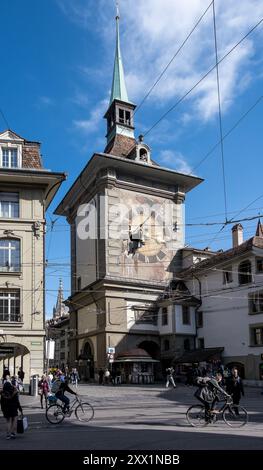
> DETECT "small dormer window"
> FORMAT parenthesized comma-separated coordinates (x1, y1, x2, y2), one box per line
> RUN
(1, 147, 18, 168)
(139, 148, 148, 162)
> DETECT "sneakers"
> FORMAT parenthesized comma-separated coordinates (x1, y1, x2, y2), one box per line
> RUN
(6, 433, 11, 440)
(10, 433, 16, 439)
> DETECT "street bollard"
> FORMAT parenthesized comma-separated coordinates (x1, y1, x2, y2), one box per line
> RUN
(30, 374, 39, 396)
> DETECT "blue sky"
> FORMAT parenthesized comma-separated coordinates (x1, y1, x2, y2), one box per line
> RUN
(0, 0, 263, 316)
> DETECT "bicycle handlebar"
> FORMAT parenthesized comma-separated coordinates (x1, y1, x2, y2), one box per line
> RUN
(226, 396, 233, 405)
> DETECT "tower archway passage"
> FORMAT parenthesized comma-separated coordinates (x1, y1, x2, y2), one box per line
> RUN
(78, 341, 95, 381)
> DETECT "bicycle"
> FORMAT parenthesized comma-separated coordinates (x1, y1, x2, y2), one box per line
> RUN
(46, 395, 94, 424)
(186, 397, 248, 428)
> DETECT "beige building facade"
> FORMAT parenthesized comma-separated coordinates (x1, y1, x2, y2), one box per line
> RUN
(0, 129, 65, 388)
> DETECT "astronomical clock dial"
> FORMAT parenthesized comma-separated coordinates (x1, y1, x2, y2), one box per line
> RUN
(129, 207, 168, 263)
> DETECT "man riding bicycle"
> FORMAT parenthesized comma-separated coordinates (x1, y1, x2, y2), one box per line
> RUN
(51, 371, 77, 413)
(194, 372, 231, 421)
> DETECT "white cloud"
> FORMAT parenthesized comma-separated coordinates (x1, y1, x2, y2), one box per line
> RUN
(71, 90, 90, 108)
(56, 0, 93, 28)
(59, 0, 263, 124)
(120, 0, 263, 121)
(159, 150, 192, 174)
(38, 96, 54, 107)
(73, 98, 108, 134)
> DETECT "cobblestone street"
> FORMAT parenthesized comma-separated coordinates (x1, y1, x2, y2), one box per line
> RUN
(1, 384, 262, 450)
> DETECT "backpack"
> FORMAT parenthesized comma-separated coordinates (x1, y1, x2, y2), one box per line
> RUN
(194, 377, 216, 403)
(51, 379, 61, 394)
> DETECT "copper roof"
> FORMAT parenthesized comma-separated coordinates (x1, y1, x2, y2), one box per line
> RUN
(116, 348, 151, 359)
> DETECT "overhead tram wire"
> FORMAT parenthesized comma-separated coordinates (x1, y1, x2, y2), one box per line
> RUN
(134, 0, 214, 115)
(189, 94, 263, 175)
(228, 193, 263, 223)
(114, 0, 214, 147)
(0, 107, 10, 129)
(212, 0, 228, 222)
(206, 161, 263, 248)
(142, 16, 263, 139)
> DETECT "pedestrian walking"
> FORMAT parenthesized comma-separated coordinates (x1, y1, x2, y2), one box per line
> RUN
(116, 368, 122, 385)
(165, 367, 176, 389)
(104, 368, 110, 385)
(0, 381, 23, 439)
(11, 376, 19, 391)
(2, 366, 10, 383)
(70, 368, 80, 386)
(47, 370, 53, 389)
(98, 368, 104, 385)
(226, 367, 244, 412)
(38, 374, 50, 409)
(17, 367, 25, 384)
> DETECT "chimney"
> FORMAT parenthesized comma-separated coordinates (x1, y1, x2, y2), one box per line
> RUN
(232, 223, 243, 247)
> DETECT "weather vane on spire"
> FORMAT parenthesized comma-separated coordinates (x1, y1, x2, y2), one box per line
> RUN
(116, 0, 120, 20)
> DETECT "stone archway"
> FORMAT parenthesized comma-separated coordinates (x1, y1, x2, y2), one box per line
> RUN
(137, 340, 161, 380)
(78, 341, 95, 380)
(0, 343, 30, 387)
(137, 340, 160, 360)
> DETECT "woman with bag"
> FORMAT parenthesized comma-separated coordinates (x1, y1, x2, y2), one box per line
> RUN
(0, 381, 23, 439)
(38, 374, 50, 409)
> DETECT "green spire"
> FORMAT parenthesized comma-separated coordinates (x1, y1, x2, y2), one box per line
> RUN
(110, 5, 129, 104)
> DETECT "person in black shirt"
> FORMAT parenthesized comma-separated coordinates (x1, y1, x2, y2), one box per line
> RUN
(195, 372, 231, 420)
(0, 382, 23, 439)
(54, 373, 77, 412)
(226, 368, 244, 409)
(18, 367, 25, 383)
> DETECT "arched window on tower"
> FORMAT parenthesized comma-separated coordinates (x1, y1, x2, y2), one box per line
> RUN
(118, 108, 131, 125)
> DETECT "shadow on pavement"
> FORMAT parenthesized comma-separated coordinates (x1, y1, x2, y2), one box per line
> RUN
(0, 407, 263, 451)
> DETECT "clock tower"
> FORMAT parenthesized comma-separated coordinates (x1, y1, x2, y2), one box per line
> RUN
(55, 7, 203, 379)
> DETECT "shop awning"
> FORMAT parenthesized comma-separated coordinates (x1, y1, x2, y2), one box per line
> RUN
(114, 348, 160, 363)
(174, 347, 224, 364)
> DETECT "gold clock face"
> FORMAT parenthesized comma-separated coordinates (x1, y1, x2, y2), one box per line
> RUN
(130, 212, 167, 263)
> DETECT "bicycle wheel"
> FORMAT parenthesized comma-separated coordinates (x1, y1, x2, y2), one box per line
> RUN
(75, 402, 94, 423)
(186, 405, 208, 427)
(223, 405, 248, 427)
(46, 404, 65, 424)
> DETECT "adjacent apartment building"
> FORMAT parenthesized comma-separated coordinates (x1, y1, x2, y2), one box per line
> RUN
(0, 129, 65, 387)
(176, 222, 263, 381)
